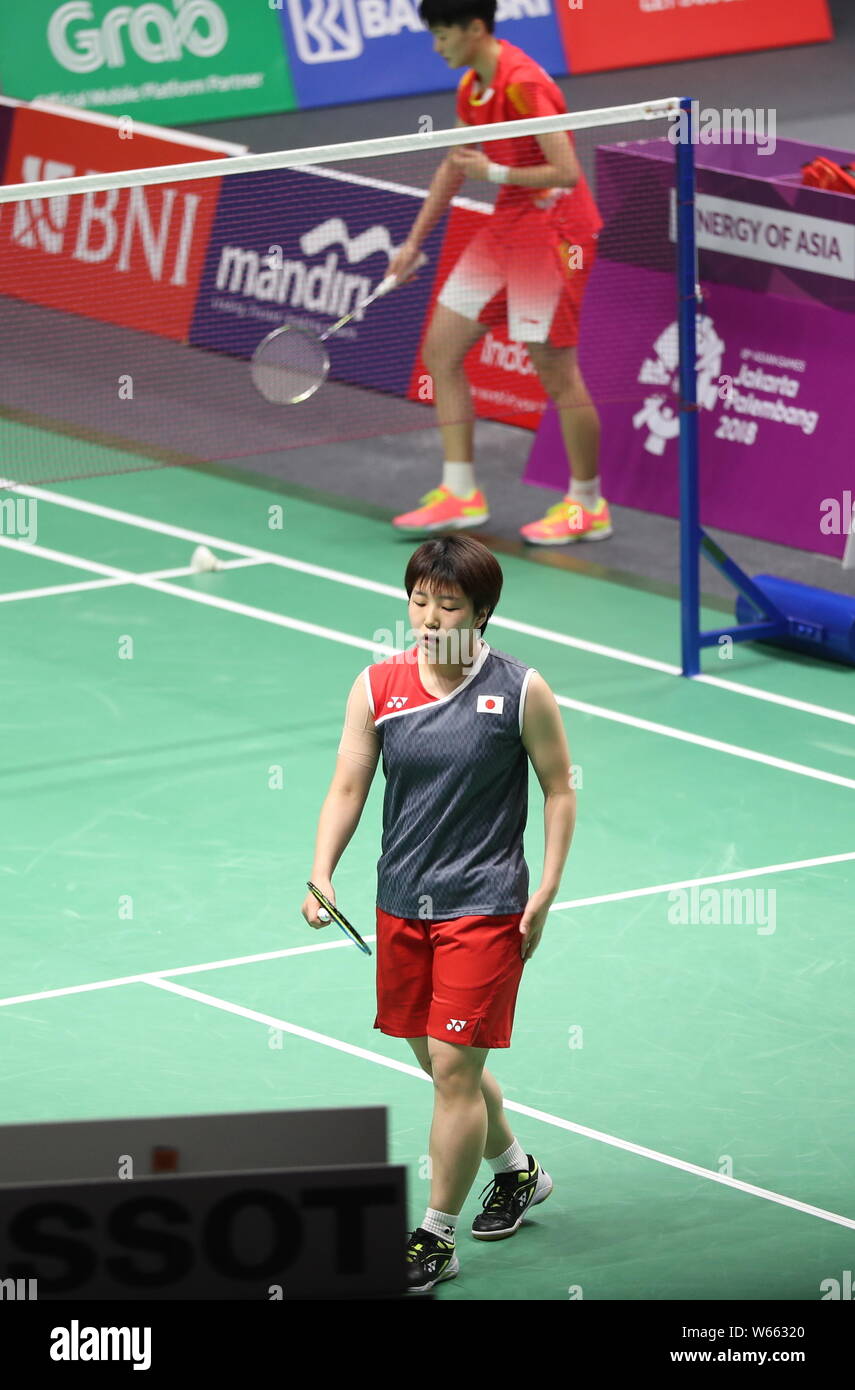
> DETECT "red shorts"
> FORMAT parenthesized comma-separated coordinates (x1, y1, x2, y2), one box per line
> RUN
(438, 213, 598, 348)
(373, 908, 526, 1049)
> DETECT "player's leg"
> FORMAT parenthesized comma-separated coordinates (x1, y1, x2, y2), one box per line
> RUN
(422, 911, 529, 1223)
(511, 227, 611, 542)
(425, 1035, 490, 1217)
(421, 303, 488, 472)
(525, 340, 601, 488)
(392, 229, 502, 534)
(406, 1036, 516, 1158)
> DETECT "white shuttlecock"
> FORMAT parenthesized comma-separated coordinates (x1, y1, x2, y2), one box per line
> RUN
(190, 545, 221, 572)
(317, 909, 331, 923)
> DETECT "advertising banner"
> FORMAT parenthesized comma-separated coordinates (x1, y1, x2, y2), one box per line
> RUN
(598, 136, 855, 314)
(557, 0, 833, 76)
(0, 1, 296, 125)
(525, 137, 855, 559)
(276, 0, 566, 109)
(189, 165, 451, 395)
(528, 267, 853, 558)
(0, 105, 234, 339)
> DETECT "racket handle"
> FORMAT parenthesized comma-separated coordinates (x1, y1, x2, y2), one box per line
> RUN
(382, 251, 429, 295)
(375, 272, 399, 296)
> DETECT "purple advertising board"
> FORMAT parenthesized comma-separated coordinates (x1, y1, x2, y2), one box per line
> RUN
(524, 137, 855, 558)
(189, 165, 449, 396)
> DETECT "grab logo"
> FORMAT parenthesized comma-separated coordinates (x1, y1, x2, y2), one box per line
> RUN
(48, 0, 229, 74)
(287, 0, 550, 63)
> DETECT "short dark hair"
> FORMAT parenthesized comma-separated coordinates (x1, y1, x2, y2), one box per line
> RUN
(417, 0, 496, 33)
(405, 535, 503, 635)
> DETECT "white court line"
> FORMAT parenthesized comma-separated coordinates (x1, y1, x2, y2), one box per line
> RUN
(3, 528, 854, 790)
(694, 671, 855, 725)
(0, 937, 361, 1010)
(11, 483, 855, 729)
(0, 548, 266, 603)
(552, 695, 855, 790)
(548, 848, 855, 912)
(145, 976, 855, 1234)
(1, 844, 852, 1012)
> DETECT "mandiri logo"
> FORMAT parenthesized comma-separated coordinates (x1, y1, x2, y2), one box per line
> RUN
(215, 216, 404, 316)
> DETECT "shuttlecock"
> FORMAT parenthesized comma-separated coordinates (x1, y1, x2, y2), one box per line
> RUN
(190, 545, 221, 572)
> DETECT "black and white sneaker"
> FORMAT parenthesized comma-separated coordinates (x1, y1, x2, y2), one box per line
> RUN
(471, 1155, 553, 1240)
(405, 1227, 460, 1293)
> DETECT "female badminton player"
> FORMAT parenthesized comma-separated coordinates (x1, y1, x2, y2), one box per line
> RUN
(387, 0, 611, 547)
(300, 534, 577, 1293)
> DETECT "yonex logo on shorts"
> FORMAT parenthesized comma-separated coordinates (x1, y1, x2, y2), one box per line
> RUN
(387, 696, 409, 709)
(476, 695, 504, 714)
(447, 1019, 467, 1032)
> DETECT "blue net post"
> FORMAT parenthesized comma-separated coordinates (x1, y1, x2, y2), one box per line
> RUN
(676, 97, 701, 677)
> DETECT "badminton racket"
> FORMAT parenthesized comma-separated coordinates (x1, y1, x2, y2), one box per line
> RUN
(251, 252, 428, 404)
(306, 880, 372, 956)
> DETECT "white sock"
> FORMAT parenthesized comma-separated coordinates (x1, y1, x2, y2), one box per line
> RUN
(568, 474, 600, 511)
(421, 1207, 458, 1242)
(487, 1138, 529, 1174)
(442, 461, 477, 498)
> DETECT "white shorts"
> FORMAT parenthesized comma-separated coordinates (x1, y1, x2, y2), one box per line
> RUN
(437, 219, 596, 346)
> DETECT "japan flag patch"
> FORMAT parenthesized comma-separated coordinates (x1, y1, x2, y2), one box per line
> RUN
(476, 695, 504, 714)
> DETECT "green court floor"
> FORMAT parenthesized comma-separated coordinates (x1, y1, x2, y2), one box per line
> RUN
(1, 453, 853, 1301)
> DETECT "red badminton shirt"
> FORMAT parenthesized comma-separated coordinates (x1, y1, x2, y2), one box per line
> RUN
(455, 39, 603, 237)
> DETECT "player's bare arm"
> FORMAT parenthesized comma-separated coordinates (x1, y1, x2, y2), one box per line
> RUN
(450, 128, 580, 188)
(521, 671, 576, 900)
(388, 117, 470, 282)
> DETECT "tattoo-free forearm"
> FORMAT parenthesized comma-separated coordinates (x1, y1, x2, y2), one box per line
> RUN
(408, 158, 466, 245)
(310, 788, 366, 880)
(538, 790, 576, 899)
(502, 162, 578, 190)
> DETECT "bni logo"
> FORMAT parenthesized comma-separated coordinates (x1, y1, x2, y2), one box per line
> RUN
(9, 155, 201, 286)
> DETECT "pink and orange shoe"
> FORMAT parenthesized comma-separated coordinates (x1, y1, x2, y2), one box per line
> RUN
(392, 484, 489, 535)
(520, 495, 613, 546)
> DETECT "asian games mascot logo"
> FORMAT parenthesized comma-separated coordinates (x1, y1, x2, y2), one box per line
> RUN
(633, 315, 724, 455)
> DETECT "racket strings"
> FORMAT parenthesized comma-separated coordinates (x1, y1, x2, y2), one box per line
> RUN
(250, 326, 329, 403)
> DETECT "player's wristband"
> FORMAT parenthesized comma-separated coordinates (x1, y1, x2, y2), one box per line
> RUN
(486, 161, 511, 184)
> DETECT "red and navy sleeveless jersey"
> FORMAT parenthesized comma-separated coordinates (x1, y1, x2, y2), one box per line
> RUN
(456, 38, 603, 237)
(362, 640, 537, 918)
